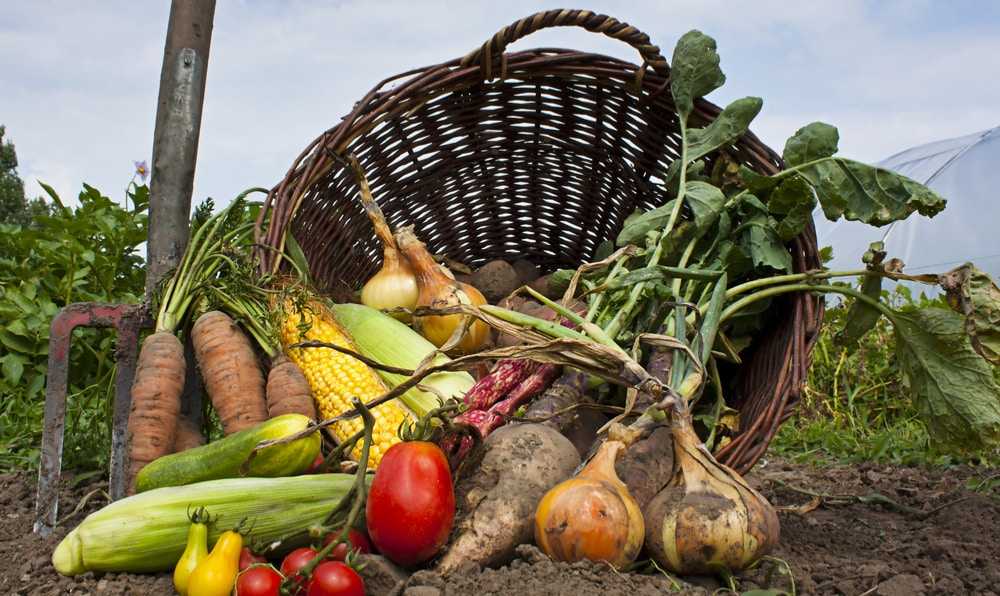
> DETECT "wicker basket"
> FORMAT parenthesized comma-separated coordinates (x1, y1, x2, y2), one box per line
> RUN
(257, 9, 823, 473)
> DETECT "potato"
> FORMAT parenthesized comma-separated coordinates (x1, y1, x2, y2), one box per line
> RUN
(436, 423, 580, 573)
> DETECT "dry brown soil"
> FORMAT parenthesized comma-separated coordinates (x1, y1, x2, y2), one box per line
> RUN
(2, 458, 997, 595)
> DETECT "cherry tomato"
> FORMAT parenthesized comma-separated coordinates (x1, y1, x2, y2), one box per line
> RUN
(365, 441, 455, 566)
(280, 547, 321, 594)
(322, 528, 372, 561)
(239, 546, 268, 571)
(306, 561, 364, 596)
(235, 564, 282, 596)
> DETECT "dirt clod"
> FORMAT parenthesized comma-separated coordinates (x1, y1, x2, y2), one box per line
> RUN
(471, 260, 520, 303)
(875, 573, 926, 596)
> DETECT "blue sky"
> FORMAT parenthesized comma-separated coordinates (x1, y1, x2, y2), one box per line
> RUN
(2, 1, 998, 210)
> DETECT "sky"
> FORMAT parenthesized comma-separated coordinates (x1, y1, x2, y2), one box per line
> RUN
(2, 0, 999, 214)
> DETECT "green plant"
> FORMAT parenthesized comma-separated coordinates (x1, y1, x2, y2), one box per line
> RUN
(773, 284, 1000, 465)
(0, 177, 147, 471)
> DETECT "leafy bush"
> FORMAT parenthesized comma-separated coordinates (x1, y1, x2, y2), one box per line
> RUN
(0, 180, 147, 471)
(773, 283, 1000, 466)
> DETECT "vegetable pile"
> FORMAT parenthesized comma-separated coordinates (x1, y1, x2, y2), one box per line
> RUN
(50, 27, 1000, 596)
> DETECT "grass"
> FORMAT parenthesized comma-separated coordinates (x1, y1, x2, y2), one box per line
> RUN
(771, 284, 1000, 467)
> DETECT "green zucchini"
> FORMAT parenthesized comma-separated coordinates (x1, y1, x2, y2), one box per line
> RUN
(135, 414, 320, 492)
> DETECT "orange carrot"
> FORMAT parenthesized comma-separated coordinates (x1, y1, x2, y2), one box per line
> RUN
(126, 331, 185, 491)
(173, 413, 206, 452)
(265, 354, 316, 419)
(191, 310, 268, 435)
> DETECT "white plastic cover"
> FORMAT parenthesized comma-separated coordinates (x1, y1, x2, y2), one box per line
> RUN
(814, 126, 1000, 280)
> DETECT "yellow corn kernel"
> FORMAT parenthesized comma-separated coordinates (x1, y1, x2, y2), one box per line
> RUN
(280, 302, 411, 466)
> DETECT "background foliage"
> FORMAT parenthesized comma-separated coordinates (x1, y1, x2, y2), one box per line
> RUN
(0, 130, 148, 470)
(773, 284, 1000, 466)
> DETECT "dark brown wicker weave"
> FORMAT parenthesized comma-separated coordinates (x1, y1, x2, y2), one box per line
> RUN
(256, 9, 823, 473)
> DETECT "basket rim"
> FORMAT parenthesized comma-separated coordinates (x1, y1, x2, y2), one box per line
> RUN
(254, 46, 784, 272)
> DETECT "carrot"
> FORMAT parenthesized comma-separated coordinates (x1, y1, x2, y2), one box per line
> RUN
(124, 193, 263, 493)
(173, 413, 205, 452)
(265, 354, 316, 418)
(127, 331, 185, 491)
(191, 310, 268, 435)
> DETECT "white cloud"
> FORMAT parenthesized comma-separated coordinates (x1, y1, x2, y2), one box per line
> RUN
(2, 0, 997, 210)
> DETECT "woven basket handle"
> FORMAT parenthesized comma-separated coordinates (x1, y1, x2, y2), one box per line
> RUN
(460, 9, 670, 80)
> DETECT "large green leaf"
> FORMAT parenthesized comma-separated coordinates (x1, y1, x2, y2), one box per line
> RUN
(615, 200, 677, 247)
(782, 122, 839, 167)
(767, 176, 816, 241)
(835, 242, 886, 352)
(738, 215, 792, 273)
(2, 353, 25, 385)
(685, 181, 727, 232)
(670, 30, 725, 119)
(687, 97, 763, 162)
(797, 158, 946, 226)
(940, 263, 1000, 365)
(892, 307, 1000, 452)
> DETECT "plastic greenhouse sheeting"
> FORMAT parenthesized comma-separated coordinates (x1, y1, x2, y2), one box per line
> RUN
(814, 125, 1000, 282)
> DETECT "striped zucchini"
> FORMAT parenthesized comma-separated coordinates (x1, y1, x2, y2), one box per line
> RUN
(53, 473, 356, 575)
(135, 414, 320, 493)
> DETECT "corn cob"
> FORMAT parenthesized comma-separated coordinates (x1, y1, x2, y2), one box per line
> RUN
(280, 301, 410, 466)
(53, 473, 356, 575)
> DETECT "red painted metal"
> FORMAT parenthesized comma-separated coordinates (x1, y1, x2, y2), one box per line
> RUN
(33, 303, 152, 535)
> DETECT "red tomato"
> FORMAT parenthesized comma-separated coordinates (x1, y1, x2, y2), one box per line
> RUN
(306, 561, 364, 596)
(235, 564, 283, 596)
(239, 546, 268, 571)
(322, 528, 372, 561)
(365, 441, 455, 566)
(280, 547, 321, 594)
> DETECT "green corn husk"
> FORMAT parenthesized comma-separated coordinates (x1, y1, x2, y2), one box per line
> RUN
(53, 473, 354, 576)
(330, 302, 475, 414)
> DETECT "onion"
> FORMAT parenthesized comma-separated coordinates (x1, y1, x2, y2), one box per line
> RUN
(534, 439, 644, 568)
(395, 226, 488, 354)
(643, 412, 779, 575)
(354, 160, 419, 321)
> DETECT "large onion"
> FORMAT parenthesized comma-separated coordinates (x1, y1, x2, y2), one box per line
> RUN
(395, 226, 488, 354)
(353, 158, 419, 321)
(534, 439, 644, 568)
(643, 412, 779, 574)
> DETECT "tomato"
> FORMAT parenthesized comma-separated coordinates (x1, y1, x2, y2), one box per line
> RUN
(322, 528, 372, 561)
(235, 564, 282, 596)
(306, 561, 364, 596)
(280, 547, 321, 594)
(239, 546, 268, 571)
(365, 441, 455, 566)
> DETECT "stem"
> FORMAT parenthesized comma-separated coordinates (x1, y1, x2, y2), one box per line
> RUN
(288, 398, 374, 591)
(725, 269, 868, 300)
(479, 304, 590, 342)
(586, 254, 629, 322)
(524, 286, 623, 352)
(605, 118, 691, 339)
(720, 282, 895, 323)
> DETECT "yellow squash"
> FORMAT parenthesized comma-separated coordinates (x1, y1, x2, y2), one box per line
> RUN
(188, 528, 243, 596)
(173, 508, 210, 596)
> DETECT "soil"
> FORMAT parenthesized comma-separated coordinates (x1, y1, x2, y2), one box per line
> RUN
(2, 458, 997, 595)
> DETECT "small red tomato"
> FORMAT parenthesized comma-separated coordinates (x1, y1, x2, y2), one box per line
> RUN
(365, 441, 455, 567)
(235, 564, 282, 596)
(239, 546, 268, 571)
(306, 561, 364, 596)
(322, 528, 372, 561)
(281, 547, 321, 594)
